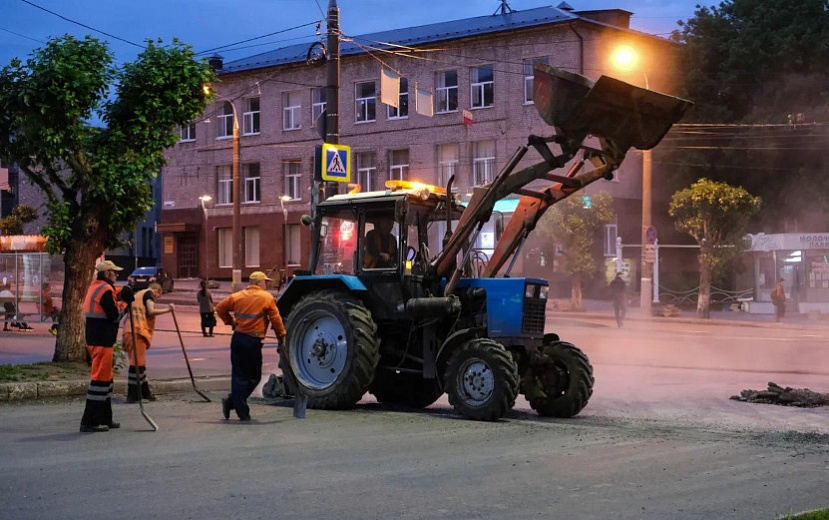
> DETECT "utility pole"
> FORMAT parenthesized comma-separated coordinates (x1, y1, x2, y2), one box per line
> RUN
(324, 0, 341, 198)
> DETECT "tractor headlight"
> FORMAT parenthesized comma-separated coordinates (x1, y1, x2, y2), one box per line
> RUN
(539, 286, 549, 300)
(525, 284, 536, 299)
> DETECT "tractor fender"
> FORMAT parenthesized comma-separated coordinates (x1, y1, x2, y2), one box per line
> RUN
(277, 275, 367, 317)
(435, 327, 486, 370)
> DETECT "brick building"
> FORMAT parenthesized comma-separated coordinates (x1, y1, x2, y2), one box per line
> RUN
(159, 4, 682, 291)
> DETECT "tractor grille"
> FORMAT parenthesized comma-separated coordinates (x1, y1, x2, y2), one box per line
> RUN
(522, 297, 546, 334)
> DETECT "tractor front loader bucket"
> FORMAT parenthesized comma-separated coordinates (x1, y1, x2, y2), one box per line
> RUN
(533, 62, 692, 151)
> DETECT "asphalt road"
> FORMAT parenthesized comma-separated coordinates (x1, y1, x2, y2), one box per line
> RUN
(2, 309, 829, 519)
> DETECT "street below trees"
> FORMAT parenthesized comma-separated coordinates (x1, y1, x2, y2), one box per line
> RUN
(2, 306, 828, 519)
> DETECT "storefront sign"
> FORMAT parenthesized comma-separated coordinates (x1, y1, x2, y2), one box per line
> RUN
(746, 233, 829, 251)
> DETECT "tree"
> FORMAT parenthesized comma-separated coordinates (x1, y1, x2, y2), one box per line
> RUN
(669, 179, 761, 319)
(537, 193, 614, 310)
(0, 35, 214, 362)
(0, 204, 37, 235)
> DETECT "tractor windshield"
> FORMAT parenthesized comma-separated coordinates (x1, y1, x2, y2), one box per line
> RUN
(319, 215, 358, 274)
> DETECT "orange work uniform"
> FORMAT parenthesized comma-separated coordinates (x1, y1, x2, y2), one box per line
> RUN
(123, 289, 158, 401)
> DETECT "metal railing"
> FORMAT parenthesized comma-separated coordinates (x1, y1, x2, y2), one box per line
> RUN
(658, 285, 754, 306)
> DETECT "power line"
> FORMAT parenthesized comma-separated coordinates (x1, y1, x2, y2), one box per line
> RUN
(20, 0, 144, 49)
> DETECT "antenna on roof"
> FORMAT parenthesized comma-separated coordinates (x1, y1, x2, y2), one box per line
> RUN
(494, 0, 515, 15)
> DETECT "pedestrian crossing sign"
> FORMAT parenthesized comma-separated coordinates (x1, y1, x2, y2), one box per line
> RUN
(317, 143, 351, 183)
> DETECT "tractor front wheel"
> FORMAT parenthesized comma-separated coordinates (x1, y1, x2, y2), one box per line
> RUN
(282, 290, 379, 409)
(444, 338, 519, 421)
(523, 340, 593, 418)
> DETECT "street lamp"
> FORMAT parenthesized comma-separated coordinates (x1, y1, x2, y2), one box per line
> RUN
(199, 194, 212, 280)
(204, 86, 242, 291)
(611, 45, 655, 315)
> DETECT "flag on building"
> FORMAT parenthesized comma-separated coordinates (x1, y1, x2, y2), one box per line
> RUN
(463, 110, 474, 127)
(380, 68, 400, 108)
(415, 85, 433, 117)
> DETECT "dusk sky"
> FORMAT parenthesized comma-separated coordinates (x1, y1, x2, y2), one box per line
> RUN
(1, 0, 705, 68)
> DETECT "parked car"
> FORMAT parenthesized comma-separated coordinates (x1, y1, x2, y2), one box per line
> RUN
(127, 266, 174, 293)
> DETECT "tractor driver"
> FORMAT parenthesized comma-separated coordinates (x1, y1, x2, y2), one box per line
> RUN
(363, 216, 398, 269)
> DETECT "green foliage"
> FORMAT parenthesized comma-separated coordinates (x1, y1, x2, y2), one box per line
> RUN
(0, 35, 215, 255)
(0, 204, 37, 235)
(537, 192, 615, 278)
(669, 178, 761, 273)
(112, 341, 127, 375)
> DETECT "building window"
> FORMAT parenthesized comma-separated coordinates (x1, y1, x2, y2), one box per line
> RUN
(356, 152, 377, 191)
(387, 78, 409, 120)
(245, 227, 260, 267)
(390, 149, 409, 181)
(355, 81, 376, 123)
(436, 70, 458, 113)
(217, 228, 232, 268)
(242, 97, 260, 135)
(285, 224, 301, 266)
(217, 165, 232, 205)
(217, 102, 235, 139)
(243, 163, 260, 203)
(524, 57, 548, 104)
(283, 91, 301, 130)
(471, 65, 494, 109)
(179, 122, 196, 142)
(472, 140, 495, 186)
(312, 88, 326, 125)
(604, 224, 618, 257)
(438, 143, 459, 190)
(284, 160, 302, 200)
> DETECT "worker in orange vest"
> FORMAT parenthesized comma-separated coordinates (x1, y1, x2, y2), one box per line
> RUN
(123, 282, 174, 403)
(80, 260, 130, 433)
(216, 271, 286, 421)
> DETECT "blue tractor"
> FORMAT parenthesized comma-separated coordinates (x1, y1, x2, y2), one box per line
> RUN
(275, 65, 691, 421)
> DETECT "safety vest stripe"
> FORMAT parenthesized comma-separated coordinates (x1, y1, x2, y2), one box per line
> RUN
(85, 283, 109, 313)
(236, 312, 265, 319)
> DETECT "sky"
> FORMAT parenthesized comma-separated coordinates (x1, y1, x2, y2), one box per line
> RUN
(0, 0, 706, 69)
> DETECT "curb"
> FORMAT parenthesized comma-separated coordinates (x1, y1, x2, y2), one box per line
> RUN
(0, 376, 231, 402)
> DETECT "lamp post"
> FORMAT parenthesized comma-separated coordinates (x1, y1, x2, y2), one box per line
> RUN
(611, 45, 655, 315)
(199, 194, 212, 280)
(206, 90, 242, 290)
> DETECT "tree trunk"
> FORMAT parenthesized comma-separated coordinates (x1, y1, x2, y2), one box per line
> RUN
(697, 262, 712, 319)
(52, 218, 107, 362)
(571, 274, 583, 311)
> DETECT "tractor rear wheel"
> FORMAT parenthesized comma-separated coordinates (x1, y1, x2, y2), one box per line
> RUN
(369, 369, 443, 409)
(444, 338, 519, 421)
(524, 340, 593, 418)
(282, 290, 379, 409)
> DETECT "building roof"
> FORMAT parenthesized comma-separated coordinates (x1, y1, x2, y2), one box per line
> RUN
(221, 5, 612, 74)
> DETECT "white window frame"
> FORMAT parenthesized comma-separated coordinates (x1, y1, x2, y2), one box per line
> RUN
(436, 70, 458, 114)
(217, 102, 234, 139)
(312, 88, 326, 124)
(355, 81, 376, 123)
(285, 224, 302, 266)
(217, 165, 233, 205)
(243, 163, 260, 203)
(387, 78, 409, 120)
(217, 228, 232, 268)
(472, 140, 495, 186)
(242, 97, 260, 135)
(389, 149, 409, 181)
(524, 57, 548, 104)
(356, 152, 377, 191)
(438, 143, 459, 190)
(604, 224, 618, 257)
(471, 65, 494, 109)
(284, 160, 302, 200)
(179, 122, 196, 142)
(244, 227, 260, 268)
(283, 91, 301, 131)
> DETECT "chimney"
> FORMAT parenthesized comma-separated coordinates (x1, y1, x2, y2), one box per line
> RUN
(208, 55, 224, 72)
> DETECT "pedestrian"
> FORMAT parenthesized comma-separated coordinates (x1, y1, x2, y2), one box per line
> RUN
(38, 282, 60, 335)
(80, 260, 130, 433)
(215, 271, 287, 421)
(609, 271, 627, 327)
(771, 278, 786, 322)
(122, 282, 174, 403)
(197, 279, 216, 337)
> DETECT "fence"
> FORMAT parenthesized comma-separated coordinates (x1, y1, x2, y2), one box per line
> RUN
(658, 285, 754, 307)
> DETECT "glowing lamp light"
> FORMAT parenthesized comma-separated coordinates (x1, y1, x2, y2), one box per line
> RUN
(340, 220, 354, 241)
(611, 45, 640, 72)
